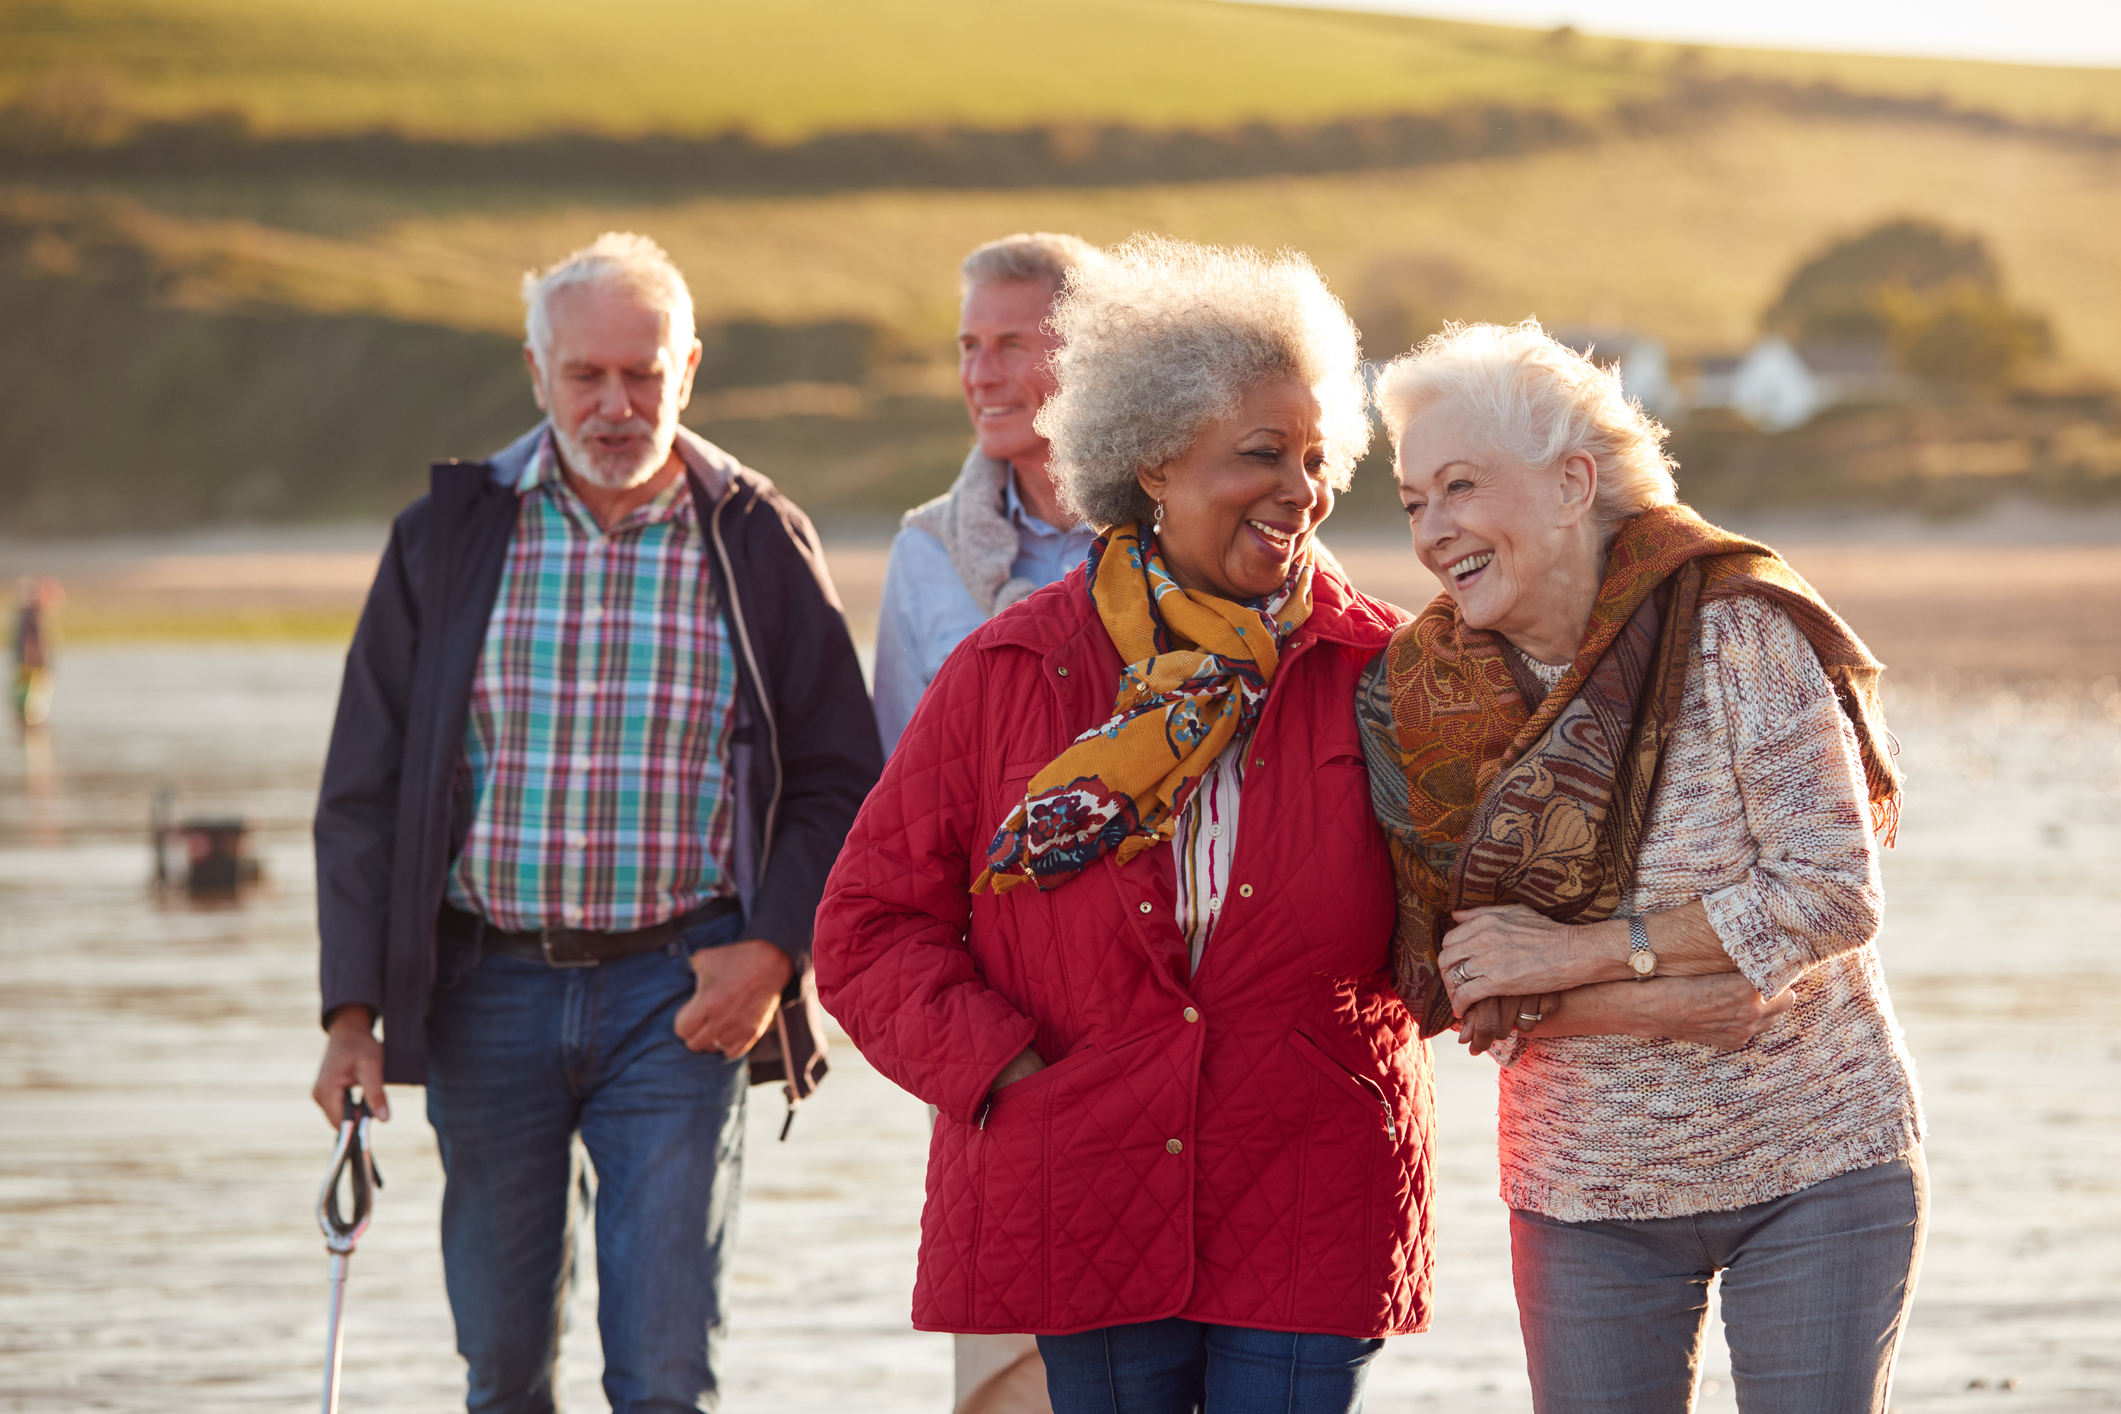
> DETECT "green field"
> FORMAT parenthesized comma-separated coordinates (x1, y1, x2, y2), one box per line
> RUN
(6, 0, 2119, 140)
(3, 0, 2117, 532)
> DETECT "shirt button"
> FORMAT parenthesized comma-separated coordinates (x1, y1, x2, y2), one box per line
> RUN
(571, 754, 591, 771)
(1166, 1138, 1184, 1155)
(562, 904, 583, 925)
(1138, 901, 1152, 914)
(1238, 884, 1253, 898)
(586, 604, 603, 619)
(577, 679, 596, 694)
(567, 831, 587, 850)
(1183, 1007, 1199, 1023)
(1208, 895, 1221, 911)
(1209, 824, 1222, 839)
(1057, 666, 1069, 676)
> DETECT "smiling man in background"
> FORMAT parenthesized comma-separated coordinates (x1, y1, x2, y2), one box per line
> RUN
(309, 232, 879, 1413)
(870, 233, 1104, 757)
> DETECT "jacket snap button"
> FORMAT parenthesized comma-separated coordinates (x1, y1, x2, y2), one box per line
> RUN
(1183, 1007, 1199, 1023)
(1166, 1138, 1184, 1154)
(1057, 666, 1068, 676)
(1254, 757, 1265, 767)
(1138, 901, 1152, 914)
(1238, 884, 1253, 898)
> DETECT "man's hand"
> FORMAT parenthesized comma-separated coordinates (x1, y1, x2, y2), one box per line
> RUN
(312, 1005, 389, 1126)
(674, 940, 795, 1057)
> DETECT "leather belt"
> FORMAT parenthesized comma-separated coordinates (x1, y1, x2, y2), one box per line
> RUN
(439, 898, 741, 968)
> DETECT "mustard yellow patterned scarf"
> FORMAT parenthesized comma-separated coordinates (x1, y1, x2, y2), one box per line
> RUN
(973, 522, 1312, 895)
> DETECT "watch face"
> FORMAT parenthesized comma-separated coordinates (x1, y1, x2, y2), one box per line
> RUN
(1630, 951, 1657, 976)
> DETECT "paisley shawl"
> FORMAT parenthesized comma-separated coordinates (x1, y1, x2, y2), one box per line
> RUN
(974, 521, 1311, 895)
(1357, 503, 1902, 1037)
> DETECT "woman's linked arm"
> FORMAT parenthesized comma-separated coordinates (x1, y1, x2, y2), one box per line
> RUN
(812, 646, 1042, 1125)
(1695, 597, 1885, 998)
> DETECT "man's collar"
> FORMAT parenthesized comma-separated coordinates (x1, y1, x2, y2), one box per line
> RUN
(524, 430, 693, 532)
(1003, 464, 1090, 538)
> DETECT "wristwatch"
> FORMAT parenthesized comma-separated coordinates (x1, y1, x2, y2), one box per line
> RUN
(1627, 915, 1657, 980)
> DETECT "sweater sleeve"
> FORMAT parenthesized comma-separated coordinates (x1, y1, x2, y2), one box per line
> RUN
(1696, 596, 1885, 997)
(814, 636, 1040, 1124)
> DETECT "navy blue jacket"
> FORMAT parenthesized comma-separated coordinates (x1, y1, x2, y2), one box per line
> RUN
(315, 424, 882, 1091)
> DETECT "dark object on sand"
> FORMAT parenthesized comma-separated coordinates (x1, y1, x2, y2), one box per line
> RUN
(150, 788, 263, 896)
(317, 1088, 383, 1414)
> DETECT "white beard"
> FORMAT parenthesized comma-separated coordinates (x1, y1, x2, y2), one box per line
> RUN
(552, 415, 676, 490)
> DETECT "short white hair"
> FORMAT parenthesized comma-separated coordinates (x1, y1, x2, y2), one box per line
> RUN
(1373, 319, 1677, 530)
(1036, 235, 1370, 530)
(959, 231, 1103, 295)
(522, 232, 695, 369)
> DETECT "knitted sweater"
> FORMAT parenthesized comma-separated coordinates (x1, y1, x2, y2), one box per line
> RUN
(1495, 594, 1923, 1222)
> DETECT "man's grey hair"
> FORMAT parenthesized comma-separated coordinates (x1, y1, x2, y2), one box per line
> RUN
(522, 232, 696, 369)
(1373, 319, 1677, 532)
(1035, 235, 1371, 530)
(959, 231, 1103, 295)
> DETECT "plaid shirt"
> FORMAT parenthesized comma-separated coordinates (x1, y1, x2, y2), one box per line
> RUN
(446, 435, 738, 932)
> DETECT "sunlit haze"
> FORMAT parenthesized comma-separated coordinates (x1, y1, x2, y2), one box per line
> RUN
(1251, 0, 2121, 67)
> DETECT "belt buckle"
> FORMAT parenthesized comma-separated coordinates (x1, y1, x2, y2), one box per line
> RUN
(539, 927, 598, 969)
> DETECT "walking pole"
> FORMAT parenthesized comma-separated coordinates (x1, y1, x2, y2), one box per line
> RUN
(316, 1087, 383, 1414)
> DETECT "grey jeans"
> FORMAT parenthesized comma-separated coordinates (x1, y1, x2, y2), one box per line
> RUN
(1510, 1149, 1927, 1414)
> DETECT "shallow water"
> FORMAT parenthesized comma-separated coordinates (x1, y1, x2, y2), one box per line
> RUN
(1, 647, 2116, 1412)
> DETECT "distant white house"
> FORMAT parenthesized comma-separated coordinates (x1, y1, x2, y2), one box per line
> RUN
(1554, 329, 1684, 421)
(1694, 335, 1913, 432)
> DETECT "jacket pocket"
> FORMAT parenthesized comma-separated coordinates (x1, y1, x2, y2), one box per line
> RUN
(1290, 1026, 1401, 1144)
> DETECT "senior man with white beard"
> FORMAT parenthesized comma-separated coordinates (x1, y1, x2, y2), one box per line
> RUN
(309, 232, 880, 1414)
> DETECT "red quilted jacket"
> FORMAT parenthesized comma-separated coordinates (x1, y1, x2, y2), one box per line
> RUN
(815, 562, 1435, 1340)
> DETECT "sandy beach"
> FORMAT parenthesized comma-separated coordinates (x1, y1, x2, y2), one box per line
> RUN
(2, 512, 2118, 1411)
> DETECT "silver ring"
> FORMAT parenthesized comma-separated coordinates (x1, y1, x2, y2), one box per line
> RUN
(1452, 960, 1475, 986)
(1517, 1011, 1543, 1024)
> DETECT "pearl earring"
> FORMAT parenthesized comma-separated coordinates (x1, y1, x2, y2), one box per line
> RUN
(1152, 499, 1165, 533)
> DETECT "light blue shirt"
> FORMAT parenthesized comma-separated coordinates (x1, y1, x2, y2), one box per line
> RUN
(872, 471, 1097, 756)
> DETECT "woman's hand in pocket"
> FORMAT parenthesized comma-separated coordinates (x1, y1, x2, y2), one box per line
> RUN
(990, 1046, 1048, 1092)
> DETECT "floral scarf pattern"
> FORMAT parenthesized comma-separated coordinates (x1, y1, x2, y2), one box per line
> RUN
(1357, 503, 1903, 1036)
(973, 521, 1312, 895)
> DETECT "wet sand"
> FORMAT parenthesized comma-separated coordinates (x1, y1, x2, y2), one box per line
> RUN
(2, 517, 2118, 1411)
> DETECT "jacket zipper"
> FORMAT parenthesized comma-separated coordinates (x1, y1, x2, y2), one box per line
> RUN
(708, 479, 800, 1139)
(708, 485, 782, 879)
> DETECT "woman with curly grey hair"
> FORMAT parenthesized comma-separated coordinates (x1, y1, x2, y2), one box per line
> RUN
(816, 236, 1433, 1413)
(1359, 320, 1925, 1412)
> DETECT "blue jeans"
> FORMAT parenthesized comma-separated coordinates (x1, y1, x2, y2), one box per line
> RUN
(1037, 1317, 1385, 1414)
(425, 911, 749, 1414)
(1510, 1149, 1928, 1414)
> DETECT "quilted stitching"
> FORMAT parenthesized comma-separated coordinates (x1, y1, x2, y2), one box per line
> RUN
(816, 567, 1434, 1339)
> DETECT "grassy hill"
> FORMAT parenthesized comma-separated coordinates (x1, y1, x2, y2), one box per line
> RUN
(5, 0, 2117, 141)
(1, 0, 2117, 532)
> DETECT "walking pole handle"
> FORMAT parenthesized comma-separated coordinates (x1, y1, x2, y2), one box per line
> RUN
(317, 1087, 383, 1256)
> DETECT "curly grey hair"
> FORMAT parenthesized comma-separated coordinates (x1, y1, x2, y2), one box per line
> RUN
(1035, 235, 1370, 530)
(1373, 319, 1678, 532)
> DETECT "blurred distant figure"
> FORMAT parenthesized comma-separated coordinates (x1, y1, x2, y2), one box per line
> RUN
(871, 232, 1105, 757)
(11, 576, 62, 728)
(310, 233, 880, 1414)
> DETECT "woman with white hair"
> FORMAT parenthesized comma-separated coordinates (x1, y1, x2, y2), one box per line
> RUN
(816, 237, 1430, 1413)
(1358, 320, 1926, 1412)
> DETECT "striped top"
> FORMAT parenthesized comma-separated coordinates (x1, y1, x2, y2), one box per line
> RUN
(445, 435, 739, 933)
(1174, 747, 1247, 974)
